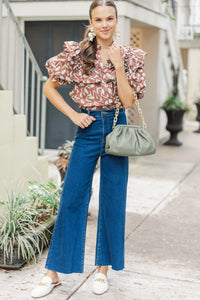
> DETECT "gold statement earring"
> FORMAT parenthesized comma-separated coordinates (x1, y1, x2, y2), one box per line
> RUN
(88, 27, 96, 42)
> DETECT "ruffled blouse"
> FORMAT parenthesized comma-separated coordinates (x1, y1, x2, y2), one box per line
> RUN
(45, 41, 147, 110)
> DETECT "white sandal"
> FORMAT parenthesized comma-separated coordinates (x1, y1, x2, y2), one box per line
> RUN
(92, 272, 109, 295)
(31, 275, 62, 298)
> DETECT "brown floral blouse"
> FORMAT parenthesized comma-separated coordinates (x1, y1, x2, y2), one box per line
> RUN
(45, 41, 147, 110)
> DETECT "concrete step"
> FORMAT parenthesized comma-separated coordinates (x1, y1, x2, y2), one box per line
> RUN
(0, 91, 13, 145)
(0, 90, 48, 201)
(13, 115, 26, 141)
(0, 90, 13, 116)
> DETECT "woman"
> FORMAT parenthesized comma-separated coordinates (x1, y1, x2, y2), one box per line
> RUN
(31, 0, 146, 297)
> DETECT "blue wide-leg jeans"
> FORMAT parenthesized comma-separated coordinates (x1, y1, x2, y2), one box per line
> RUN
(45, 108, 129, 274)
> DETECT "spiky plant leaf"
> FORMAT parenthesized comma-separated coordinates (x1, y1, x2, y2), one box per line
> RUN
(0, 188, 50, 264)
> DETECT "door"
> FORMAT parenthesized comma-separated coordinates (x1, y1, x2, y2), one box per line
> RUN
(25, 20, 88, 149)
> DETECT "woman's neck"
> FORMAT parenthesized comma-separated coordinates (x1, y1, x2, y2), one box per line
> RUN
(96, 38, 114, 50)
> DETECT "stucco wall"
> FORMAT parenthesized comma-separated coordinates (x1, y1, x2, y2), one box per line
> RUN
(0, 91, 48, 201)
(187, 48, 200, 104)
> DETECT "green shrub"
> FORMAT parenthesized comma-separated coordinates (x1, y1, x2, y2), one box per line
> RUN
(0, 181, 61, 264)
(0, 189, 49, 264)
(161, 93, 190, 112)
(27, 181, 61, 216)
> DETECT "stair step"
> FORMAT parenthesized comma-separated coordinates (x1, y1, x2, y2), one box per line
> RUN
(0, 90, 48, 195)
(0, 143, 13, 181)
(34, 156, 49, 182)
(13, 115, 26, 141)
(0, 91, 13, 145)
(0, 91, 13, 116)
(25, 137, 38, 161)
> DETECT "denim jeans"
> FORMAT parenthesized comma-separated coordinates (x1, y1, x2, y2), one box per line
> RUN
(45, 108, 129, 274)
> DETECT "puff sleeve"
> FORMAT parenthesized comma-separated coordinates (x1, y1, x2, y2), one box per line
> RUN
(124, 47, 147, 99)
(44, 41, 81, 86)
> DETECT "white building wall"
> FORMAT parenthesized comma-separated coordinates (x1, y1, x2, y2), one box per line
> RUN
(1, 17, 24, 113)
(176, 0, 200, 39)
(187, 48, 200, 102)
(140, 0, 162, 12)
(117, 16, 131, 45)
(0, 91, 48, 200)
(176, 0, 200, 111)
(190, 0, 200, 33)
(142, 27, 174, 142)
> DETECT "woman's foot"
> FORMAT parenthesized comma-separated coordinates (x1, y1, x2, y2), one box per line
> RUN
(31, 271, 61, 298)
(92, 266, 109, 295)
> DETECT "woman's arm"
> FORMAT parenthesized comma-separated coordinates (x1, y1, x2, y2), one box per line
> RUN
(43, 78, 96, 128)
(108, 43, 136, 109)
(115, 65, 136, 108)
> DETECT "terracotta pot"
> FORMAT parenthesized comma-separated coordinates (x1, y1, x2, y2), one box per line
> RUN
(55, 156, 69, 182)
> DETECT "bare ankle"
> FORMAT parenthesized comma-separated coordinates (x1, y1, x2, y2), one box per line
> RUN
(46, 270, 59, 283)
(98, 266, 108, 275)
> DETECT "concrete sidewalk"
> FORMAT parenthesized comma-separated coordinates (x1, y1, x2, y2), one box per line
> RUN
(0, 121, 200, 300)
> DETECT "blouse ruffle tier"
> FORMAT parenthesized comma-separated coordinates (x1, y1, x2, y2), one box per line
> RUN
(45, 41, 147, 110)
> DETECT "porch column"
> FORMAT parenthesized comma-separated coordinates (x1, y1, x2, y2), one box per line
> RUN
(142, 27, 165, 143)
(117, 16, 131, 45)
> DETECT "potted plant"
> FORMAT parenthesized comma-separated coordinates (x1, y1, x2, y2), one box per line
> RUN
(194, 94, 200, 133)
(161, 66, 189, 146)
(0, 181, 61, 270)
(28, 181, 61, 217)
(54, 139, 100, 217)
(55, 140, 74, 183)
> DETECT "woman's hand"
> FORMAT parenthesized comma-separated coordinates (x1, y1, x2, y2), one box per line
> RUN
(71, 112, 96, 129)
(43, 78, 96, 127)
(108, 43, 124, 70)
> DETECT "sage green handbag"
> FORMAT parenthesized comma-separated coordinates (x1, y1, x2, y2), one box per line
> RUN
(105, 96, 156, 157)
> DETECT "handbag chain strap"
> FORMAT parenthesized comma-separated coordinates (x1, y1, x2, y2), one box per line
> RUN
(112, 92, 147, 130)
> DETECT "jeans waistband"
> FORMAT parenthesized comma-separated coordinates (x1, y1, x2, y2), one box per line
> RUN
(80, 107, 125, 117)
